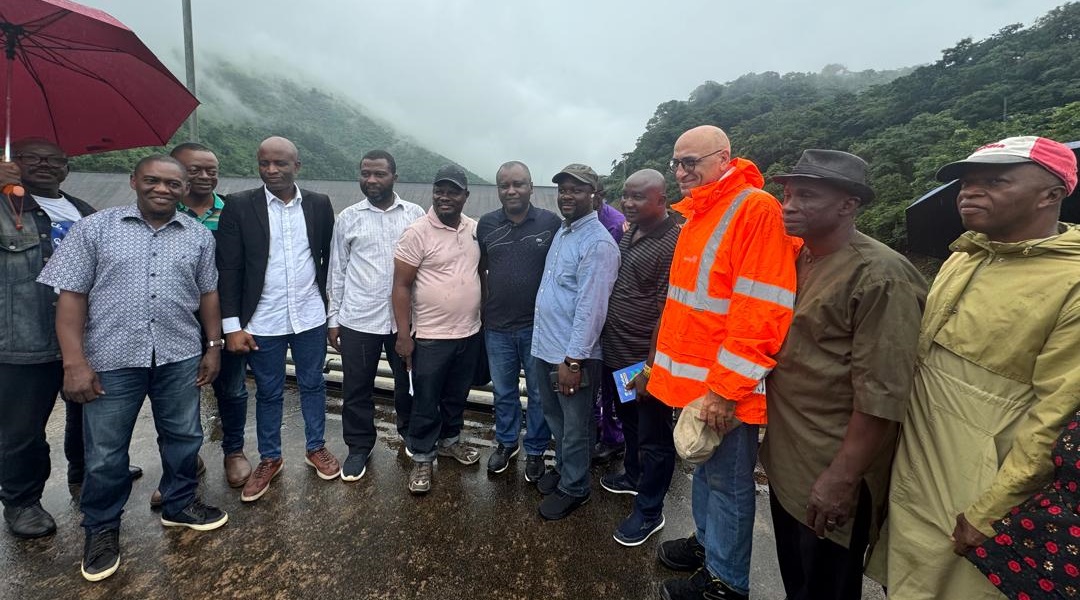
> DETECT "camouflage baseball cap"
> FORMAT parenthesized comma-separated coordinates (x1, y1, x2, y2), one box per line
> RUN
(552, 163, 600, 190)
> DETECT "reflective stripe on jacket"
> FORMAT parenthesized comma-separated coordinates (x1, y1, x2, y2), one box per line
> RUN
(647, 158, 799, 424)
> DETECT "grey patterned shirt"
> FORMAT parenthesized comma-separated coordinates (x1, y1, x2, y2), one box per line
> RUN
(37, 205, 218, 372)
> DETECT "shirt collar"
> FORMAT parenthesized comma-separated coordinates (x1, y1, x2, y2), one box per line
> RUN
(627, 214, 676, 241)
(119, 203, 187, 228)
(562, 210, 600, 233)
(176, 193, 225, 219)
(264, 185, 303, 206)
(498, 203, 537, 224)
(424, 205, 466, 231)
(358, 192, 405, 212)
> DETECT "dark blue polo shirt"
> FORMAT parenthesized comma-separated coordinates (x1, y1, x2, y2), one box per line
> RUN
(477, 204, 562, 331)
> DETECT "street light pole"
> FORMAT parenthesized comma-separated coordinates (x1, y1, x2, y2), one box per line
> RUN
(182, 0, 198, 142)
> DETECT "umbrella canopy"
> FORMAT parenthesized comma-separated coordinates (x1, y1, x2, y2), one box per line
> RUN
(0, 0, 197, 157)
(905, 141, 1080, 258)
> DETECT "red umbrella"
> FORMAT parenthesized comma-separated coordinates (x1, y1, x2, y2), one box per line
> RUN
(0, 0, 198, 162)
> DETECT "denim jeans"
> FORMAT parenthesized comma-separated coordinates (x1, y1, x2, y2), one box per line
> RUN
(609, 366, 676, 521)
(692, 422, 760, 595)
(0, 362, 62, 509)
(486, 327, 550, 456)
(536, 358, 600, 498)
(339, 327, 410, 457)
(81, 356, 202, 531)
(213, 349, 249, 455)
(407, 334, 480, 463)
(248, 324, 328, 460)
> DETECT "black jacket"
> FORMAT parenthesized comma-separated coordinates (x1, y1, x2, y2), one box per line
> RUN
(216, 186, 334, 329)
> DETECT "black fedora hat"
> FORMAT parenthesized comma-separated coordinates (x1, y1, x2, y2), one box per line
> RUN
(772, 149, 875, 203)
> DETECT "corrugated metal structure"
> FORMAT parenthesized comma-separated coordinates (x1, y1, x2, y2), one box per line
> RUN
(61, 172, 560, 217)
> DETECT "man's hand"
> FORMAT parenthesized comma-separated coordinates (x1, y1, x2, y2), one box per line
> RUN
(0, 161, 21, 187)
(697, 389, 737, 433)
(225, 331, 258, 354)
(557, 362, 583, 396)
(327, 327, 341, 353)
(951, 512, 989, 556)
(806, 466, 859, 538)
(625, 370, 651, 399)
(395, 335, 414, 371)
(64, 361, 103, 404)
(196, 349, 221, 387)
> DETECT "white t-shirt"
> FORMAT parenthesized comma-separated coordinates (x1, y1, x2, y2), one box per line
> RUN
(34, 194, 84, 249)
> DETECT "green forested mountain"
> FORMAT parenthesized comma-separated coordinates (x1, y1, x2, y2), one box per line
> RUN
(71, 61, 486, 184)
(606, 2, 1080, 250)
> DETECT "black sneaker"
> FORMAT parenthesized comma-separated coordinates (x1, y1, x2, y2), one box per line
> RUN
(613, 511, 665, 547)
(524, 454, 546, 482)
(81, 529, 120, 582)
(538, 489, 590, 520)
(591, 441, 624, 465)
(658, 534, 706, 571)
(160, 499, 229, 531)
(340, 452, 369, 482)
(536, 468, 560, 495)
(659, 568, 748, 600)
(600, 472, 638, 496)
(486, 443, 519, 474)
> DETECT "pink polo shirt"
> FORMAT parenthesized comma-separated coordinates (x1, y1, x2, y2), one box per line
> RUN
(394, 208, 482, 339)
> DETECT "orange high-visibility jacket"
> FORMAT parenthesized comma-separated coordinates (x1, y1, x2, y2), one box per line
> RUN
(647, 158, 799, 425)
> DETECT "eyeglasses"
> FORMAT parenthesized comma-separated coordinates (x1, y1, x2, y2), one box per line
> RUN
(668, 149, 725, 173)
(14, 154, 69, 167)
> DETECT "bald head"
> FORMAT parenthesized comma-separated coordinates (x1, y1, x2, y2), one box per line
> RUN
(625, 168, 666, 193)
(621, 168, 668, 226)
(257, 136, 301, 200)
(258, 136, 299, 161)
(672, 125, 732, 196)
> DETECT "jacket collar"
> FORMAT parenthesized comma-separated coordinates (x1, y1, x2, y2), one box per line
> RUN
(672, 158, 766, 218)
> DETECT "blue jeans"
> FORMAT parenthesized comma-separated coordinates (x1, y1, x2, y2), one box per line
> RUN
(536, 358, 599, 497)
(486, 327, 550, 456)
(214, 349, 248, 455)
(692, 422, 760, 595)
(81, 356, 202, 531)
(248, 324, 328, 460)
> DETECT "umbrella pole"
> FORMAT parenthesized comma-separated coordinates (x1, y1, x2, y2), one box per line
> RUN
(4, 54, 11, 162)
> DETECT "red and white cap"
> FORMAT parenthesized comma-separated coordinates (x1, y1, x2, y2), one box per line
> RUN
(936, 136, 1078, 194)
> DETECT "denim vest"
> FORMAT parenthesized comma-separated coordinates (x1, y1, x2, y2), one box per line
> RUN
(0, 192, 94, 364)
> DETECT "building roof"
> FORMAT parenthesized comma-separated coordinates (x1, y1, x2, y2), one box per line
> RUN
(61, 172, 561, 218)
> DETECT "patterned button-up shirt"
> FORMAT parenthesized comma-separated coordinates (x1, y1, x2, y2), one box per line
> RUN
(37, 205, 217, 372)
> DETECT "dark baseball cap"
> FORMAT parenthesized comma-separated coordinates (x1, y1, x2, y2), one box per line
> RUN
(434, 164, 468, 190)
(552, 164, 600, 190)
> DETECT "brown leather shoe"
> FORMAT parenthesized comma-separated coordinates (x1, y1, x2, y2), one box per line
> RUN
(240, 458, 283, 502)
(149, 489, 162, 509)
(223, 452, 252, 488)
(304, 447, 341, 480)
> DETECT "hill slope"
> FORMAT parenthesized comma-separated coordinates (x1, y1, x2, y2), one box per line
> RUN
(71, 60, 486, 184)
(607, 2, 1080, 249)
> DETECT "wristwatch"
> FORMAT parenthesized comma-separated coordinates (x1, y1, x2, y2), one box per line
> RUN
(206, 339, 226, 349)
(563, 358, 581, 373)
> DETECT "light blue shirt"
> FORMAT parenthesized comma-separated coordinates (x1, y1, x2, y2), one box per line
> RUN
(531, 211, 620, 364)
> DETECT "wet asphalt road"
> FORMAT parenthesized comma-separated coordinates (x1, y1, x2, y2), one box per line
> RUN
(0, 385, 886, 600)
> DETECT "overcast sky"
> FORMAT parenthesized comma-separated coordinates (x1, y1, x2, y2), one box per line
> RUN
(78, 0, 1067, 180)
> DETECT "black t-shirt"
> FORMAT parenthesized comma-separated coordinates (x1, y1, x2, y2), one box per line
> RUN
(477, 204, 562, 331)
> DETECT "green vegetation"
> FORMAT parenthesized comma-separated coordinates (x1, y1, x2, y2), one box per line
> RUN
(605, 2, 1080, 250)
(71, 61, 486, 184)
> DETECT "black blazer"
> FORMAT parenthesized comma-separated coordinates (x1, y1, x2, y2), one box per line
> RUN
(216, 186, 335, 329)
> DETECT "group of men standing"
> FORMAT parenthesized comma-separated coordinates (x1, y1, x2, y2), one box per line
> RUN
(0, 123, 1077, 600)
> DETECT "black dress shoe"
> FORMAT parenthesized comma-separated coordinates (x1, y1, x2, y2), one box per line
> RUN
(4, 502, 57, 539)
(129, 465, 143, 480)
(538, 489, 590, 520)
(591, 441, 625, 465)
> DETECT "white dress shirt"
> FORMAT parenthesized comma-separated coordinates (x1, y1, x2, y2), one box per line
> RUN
(327, 193, 424, 334)
(225, 186, 326, 336)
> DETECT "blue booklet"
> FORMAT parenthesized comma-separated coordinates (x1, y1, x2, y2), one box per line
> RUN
(612, 361, 647, 403)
